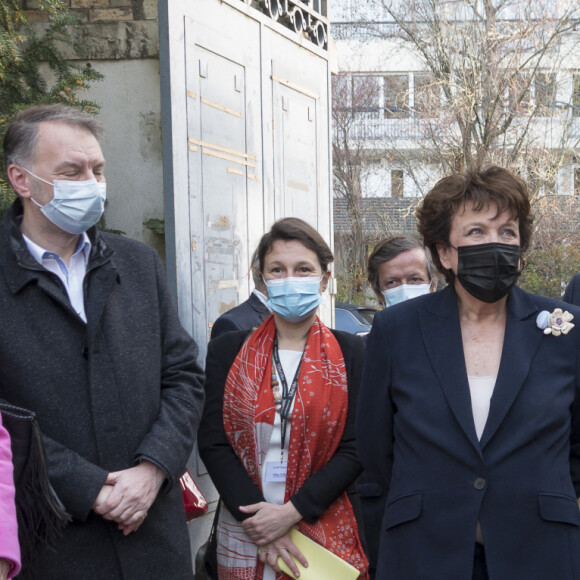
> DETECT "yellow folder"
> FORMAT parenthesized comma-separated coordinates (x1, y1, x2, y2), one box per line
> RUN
(274, 528, 360, 580)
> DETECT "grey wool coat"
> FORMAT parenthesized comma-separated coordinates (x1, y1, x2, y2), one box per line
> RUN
(0, 201, 204, 579)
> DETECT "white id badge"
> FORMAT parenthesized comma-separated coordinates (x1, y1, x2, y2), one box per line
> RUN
(265, 461, 288, 483)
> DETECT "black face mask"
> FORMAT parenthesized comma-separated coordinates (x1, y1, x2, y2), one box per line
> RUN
(454, 242, 521, 303)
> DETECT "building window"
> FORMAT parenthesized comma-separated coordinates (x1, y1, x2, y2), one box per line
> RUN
(391, 169, 404, 198)
(352, 75, 381, 113)
(506, 72, 531, 113)
(414, 73, 437, 114)
(573, 75, 580, 117)
(384, 74, 409, 118)
(534, 72, 557, 114)
(332, 74, 351, 111)
(574, 168, 580, 195)
(528, 160, 557, 196)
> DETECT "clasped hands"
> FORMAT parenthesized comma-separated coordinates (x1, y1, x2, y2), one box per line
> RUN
(92, 460, 165, 536)
(239, 501, 306, 578)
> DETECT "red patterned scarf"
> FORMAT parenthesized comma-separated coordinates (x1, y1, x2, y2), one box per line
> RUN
(218, 315, 368, 579)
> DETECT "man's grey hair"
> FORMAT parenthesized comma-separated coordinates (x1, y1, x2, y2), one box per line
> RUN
(3, 104, 103, 169)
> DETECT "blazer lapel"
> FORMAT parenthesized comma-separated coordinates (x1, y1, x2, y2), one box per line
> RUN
(479, 287, 542, 448)
(419, 286, 481, 454)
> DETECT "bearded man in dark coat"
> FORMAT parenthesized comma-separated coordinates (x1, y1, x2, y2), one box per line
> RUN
(0, 104, 205, 579)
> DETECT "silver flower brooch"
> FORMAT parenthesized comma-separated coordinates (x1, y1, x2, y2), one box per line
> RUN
(536, 308, 574, 336)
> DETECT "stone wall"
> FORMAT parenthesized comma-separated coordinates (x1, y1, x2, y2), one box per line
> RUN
(23, 0, 159, 60)
(22, 0, 164, 251)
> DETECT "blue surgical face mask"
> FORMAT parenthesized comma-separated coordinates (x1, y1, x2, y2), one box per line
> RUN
(382, 283, 431, 307)
(22, 168, 106, 234)
(264, 276, 323, 322)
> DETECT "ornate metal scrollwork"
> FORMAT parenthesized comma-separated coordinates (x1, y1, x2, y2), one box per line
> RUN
(307, 18, 326, 47)
(248, 0, 328, 49)
(260, 0, 281, 21)
(289, 7, 305, 33)
(280, 5, 305, 33)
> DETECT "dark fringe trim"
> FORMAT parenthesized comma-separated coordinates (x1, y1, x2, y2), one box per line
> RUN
(0, 401, 71, 577)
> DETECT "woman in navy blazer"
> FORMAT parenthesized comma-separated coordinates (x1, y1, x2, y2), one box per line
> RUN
(357, 166, 580, 580)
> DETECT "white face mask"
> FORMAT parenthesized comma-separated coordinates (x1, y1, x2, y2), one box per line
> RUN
(22, 167, 106, 234)
(382, 283, 431, 307)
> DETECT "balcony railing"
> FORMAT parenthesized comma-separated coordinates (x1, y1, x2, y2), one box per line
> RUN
(242, 0, 328, 48)
(331, 21, 403, 41)
(333, 111, 442, 142)
(333, 110, 580, 147)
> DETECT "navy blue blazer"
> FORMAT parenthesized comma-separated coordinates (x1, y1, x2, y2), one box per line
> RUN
(357, 285, 580, 580)
(210, 292, 270, 339)
(564, 273, 580, 306)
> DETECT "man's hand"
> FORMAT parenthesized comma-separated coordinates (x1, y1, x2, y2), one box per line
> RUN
(239, 501, 302, 545)
(93, 461, 165, 535)
(0, 558, 11, 580)
(93, 484, 143, 534)
(92, 483, 114, 511)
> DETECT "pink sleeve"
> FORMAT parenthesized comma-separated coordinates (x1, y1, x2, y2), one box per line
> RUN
(0, 414, 21, 579)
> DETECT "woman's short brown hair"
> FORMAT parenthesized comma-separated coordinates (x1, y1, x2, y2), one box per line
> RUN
(257, 217, 334, 273)
(416, 165, 533, 283)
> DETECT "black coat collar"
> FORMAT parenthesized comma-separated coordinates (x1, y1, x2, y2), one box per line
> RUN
(1, 198, 114, 295)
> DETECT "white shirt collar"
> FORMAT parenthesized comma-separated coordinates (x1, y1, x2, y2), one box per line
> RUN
(22, 232, 91, 266)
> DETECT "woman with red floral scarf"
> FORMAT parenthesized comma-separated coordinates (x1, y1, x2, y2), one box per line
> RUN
(199, 218, 368, 580)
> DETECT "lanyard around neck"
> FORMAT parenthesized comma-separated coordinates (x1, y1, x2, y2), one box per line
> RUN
(272, 337, 305, 462)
